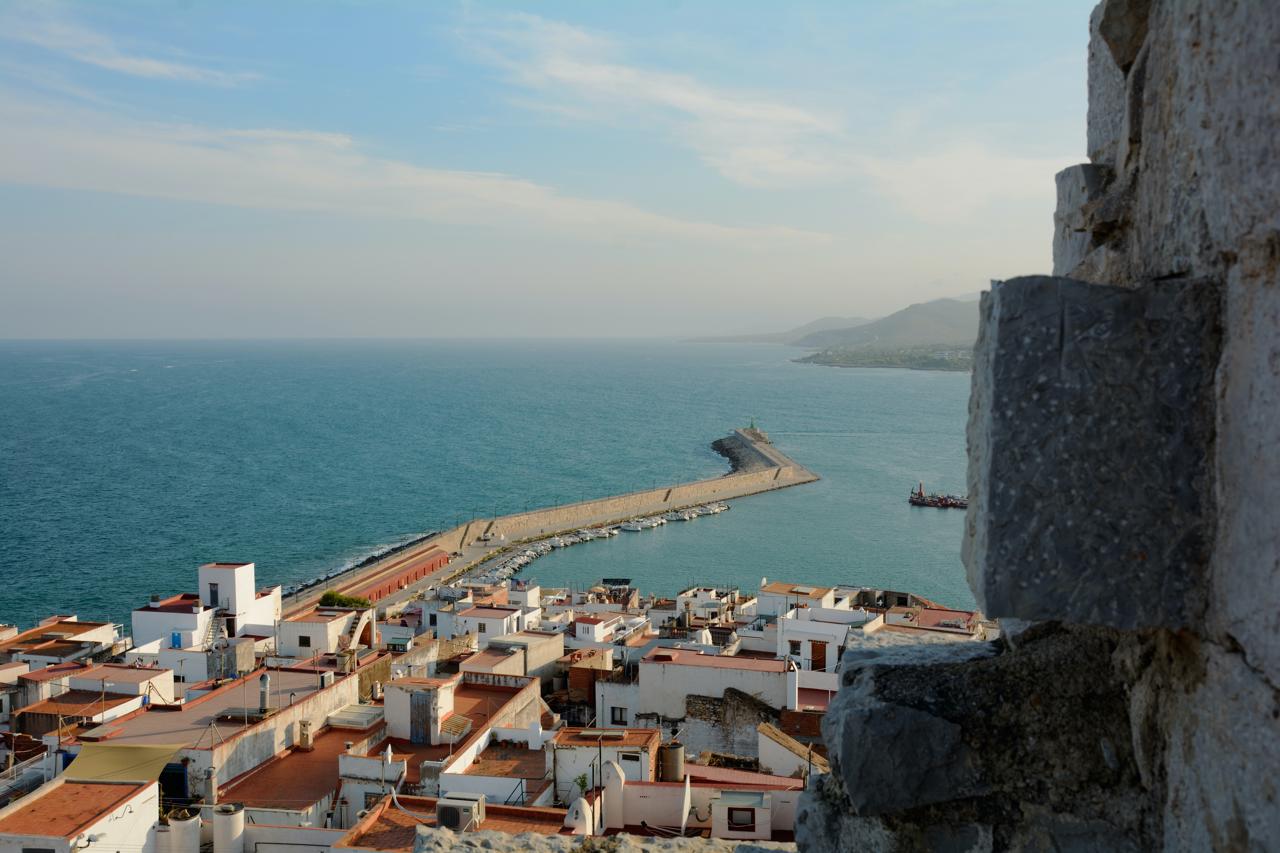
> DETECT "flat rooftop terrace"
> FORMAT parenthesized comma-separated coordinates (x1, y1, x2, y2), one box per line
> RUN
(219, 726, 352, 808)
(0, 780, 149, 838)
(335, 796, 568, 850)
(466, 740, 548, 781)
(368, 682, 526, 774)
(81, 669, 337, 746)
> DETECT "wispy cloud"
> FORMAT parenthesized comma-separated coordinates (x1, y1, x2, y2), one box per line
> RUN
(2, 4, 257, 86)
(858, 143, 1071, 225)
(0, 89, 827, 248)
(467, 13, 1076, 221)
(469, 13, 847, 188)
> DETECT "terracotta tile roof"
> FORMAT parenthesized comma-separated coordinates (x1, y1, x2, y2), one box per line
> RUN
(0, 781, 149, 837)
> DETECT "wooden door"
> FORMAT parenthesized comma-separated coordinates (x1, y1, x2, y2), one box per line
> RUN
(811, 640, 828, 672)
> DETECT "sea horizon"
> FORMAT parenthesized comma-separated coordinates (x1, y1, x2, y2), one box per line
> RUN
(0, 338, 973, 628)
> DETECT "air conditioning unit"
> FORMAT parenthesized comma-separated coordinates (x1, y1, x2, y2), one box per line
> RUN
(436, 793, 486, 831)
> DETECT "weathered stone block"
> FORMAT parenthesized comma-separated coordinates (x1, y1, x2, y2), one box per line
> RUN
(798, 624, 1155, 851)
(1053, 164, 1111, 276)
(964, 276, 1220, 628)
(1087, 2, 1126, 165)
(1097, 0, 1152, 71)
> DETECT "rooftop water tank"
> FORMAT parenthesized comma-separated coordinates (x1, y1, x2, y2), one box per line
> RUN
(658, 742, 685, 783)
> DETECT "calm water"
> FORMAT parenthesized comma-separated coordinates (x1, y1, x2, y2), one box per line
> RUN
(0, 340, 973, 627)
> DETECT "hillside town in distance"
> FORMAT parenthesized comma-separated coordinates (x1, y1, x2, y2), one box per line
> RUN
(0, 549, 997, 850)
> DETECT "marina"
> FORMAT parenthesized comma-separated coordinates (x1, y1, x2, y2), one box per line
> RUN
(281, 428, 814, 618)
(460, 504, 731, 587)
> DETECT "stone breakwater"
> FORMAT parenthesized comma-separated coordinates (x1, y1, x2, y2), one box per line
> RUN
(286, 429, 817, 617)
(466, 428, 818, 547)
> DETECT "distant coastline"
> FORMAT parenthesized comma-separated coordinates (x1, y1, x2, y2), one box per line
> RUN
(796, 344, 974, 372)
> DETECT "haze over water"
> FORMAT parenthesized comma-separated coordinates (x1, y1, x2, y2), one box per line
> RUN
(0, 340, 972, 627)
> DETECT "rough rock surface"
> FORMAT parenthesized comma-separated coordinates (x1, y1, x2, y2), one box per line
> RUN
(1052, 166, 1111, 274)
(964, 276, 1220, 628)
(799, 1, 1280, 849)
(412, 827, 794, 852)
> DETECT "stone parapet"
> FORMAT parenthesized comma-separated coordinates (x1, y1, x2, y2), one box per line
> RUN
(964, 275, 1220, 629)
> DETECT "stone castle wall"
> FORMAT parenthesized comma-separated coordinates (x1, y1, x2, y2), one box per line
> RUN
(798, 1, 1279, 850)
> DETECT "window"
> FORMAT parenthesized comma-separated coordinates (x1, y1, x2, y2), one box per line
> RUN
(478, 623, 486, 633)
(364, 792, 382, 809)
(429, 613, 437, 626)
(727, 808, 756, 832)
(611, 706, 627, 725)
(299, 635, 312, 648)
(620, 752, 640, 763)
(788, 640, 801, 656)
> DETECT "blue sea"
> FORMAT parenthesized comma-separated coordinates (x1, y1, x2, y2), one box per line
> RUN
(0, 340, 973, 628)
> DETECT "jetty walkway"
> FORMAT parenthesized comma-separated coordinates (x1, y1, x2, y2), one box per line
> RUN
(282, 428, 818, 618)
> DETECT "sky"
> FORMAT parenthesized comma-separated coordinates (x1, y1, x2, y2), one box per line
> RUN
(0, 1, 1095, 339)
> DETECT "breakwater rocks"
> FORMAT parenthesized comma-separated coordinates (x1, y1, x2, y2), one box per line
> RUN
(711, 428, 776, 473)
(799, 1, 1280, 850)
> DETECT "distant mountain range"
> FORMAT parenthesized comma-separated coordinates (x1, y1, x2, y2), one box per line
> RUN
(687, 315, 871, 345)
(692, 294, 980, 349)
(792, 297, 978, 349)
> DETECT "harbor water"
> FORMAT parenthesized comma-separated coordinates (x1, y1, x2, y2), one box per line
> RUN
(0, 339, 973, 626)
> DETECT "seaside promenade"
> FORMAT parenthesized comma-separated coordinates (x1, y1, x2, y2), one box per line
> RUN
(282, 428, 818, 617)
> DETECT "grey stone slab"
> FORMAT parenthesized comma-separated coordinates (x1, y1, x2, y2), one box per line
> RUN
(964, 275, 1220, 628)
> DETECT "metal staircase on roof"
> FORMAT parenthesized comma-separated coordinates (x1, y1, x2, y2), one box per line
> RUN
(202, 614, 226, 650)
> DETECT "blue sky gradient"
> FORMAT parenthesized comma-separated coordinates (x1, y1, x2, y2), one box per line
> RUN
(0, 1, 1095, 338)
